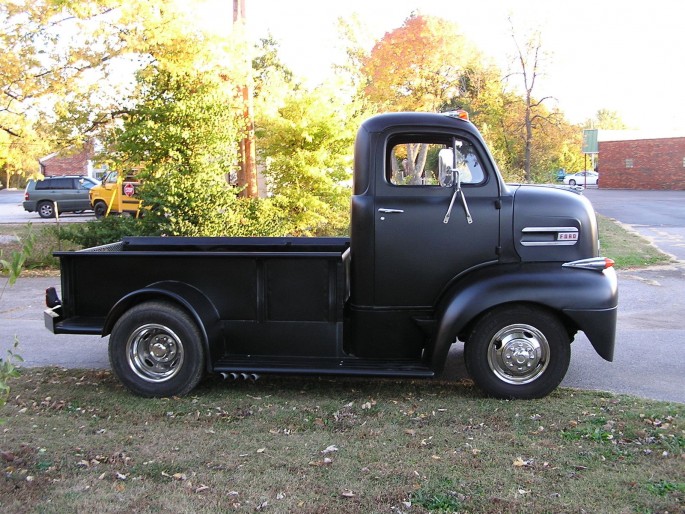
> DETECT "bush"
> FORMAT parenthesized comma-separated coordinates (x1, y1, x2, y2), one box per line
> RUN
(58, 216, 160, 248)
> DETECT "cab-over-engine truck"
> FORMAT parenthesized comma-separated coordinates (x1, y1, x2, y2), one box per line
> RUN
(44, 112, 618, 399)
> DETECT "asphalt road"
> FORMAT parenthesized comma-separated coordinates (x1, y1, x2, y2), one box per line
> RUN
(1, 187, 684, 403)
(584, 189, 685, 261)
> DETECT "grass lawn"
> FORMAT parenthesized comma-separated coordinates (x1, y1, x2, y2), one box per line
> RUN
(1, 369, 683, 513)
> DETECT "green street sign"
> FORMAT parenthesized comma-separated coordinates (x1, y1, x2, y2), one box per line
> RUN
(582, 129, 599, 154)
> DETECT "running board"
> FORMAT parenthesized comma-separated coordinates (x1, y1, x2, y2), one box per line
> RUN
(213, 356, 434, 378)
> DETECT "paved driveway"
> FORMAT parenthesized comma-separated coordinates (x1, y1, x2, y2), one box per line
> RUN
(583, 189, 685, 262)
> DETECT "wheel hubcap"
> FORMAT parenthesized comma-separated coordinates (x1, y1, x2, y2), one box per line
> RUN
(487, 324, 549, 384)
(126, 323, 184, 382)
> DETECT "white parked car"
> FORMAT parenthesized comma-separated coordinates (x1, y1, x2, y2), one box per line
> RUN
(563, 171, 598, 186)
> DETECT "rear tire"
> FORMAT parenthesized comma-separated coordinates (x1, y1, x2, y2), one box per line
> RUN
(37, 201, 55, 218)
(109, 301, 205, 397)
(464, 305, 570, 399)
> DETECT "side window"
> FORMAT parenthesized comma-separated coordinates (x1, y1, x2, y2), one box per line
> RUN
(51, 178, 73, 190)
(387, 136, 485, 186)
(35, 180, 51, 190)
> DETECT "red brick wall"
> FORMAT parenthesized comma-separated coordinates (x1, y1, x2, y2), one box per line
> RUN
(598, 137, 685, 190)
(40, 145, 92, 177)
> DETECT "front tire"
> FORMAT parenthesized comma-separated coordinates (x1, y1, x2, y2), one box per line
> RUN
(94, 201, 107, 219)
(464, 305, 570, 399)
(568, 179, 577, 186)
(109, 301, 205, 397)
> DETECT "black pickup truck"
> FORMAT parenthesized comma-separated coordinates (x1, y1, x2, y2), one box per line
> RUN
(45, 112, 618, 399)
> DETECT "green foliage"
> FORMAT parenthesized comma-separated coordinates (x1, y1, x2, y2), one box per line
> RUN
(109, 69, 249, 237)
(0, 229, 32, 420)
(0, 227, 34, 287)
(585, 109, 629, 130)
(59, 216, 158, 248)
(412, 479, 464, 512)
(647, 480, 685, 497)
(257, 85, 356, 236)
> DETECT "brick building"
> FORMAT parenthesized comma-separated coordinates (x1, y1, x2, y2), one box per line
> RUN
(38, 143, 103, 179)
(598, 132, 685, 190)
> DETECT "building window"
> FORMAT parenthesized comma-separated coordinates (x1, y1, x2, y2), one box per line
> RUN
(682, 157, 685, 167)
(625, 158, 634, 168)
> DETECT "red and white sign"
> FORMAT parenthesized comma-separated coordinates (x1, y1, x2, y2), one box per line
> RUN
(123, 182, 136, 197)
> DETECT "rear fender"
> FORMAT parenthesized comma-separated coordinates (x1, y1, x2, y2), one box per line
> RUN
(429, 263, 618, 371)
(103, 281, 222, 372)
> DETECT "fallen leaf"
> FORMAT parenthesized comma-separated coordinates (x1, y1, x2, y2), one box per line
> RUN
(0, 451, 16, 462)
(308, 458, 333, 467)
(195, 485, 210, 493)
(404, 429, 416, 436)
(116, 472, 127, 481)
(513, 457, 530, 467)
(322, 445, 339, 454)
(341, 490, 356, 498)
(172, 473, 187, 481)
(257, 448, 266, 453)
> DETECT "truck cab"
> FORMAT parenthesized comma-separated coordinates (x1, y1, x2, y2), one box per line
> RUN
(45, 112, 617, 400)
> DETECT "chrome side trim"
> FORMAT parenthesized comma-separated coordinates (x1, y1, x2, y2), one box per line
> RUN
(520, 226, 579, 247)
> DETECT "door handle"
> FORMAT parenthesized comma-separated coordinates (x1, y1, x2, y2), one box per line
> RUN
(378, 208, 404, 214)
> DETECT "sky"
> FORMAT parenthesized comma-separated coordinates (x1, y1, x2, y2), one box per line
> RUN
(209, 0, 685, 132)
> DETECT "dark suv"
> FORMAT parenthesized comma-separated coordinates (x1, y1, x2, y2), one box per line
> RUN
(23, 176, 99, 218)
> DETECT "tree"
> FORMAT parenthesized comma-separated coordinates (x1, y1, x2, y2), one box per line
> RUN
(0, 0, 125, 182)
(502, 18, 563, 182)
(0, 126, 48, 188)
(585, 109, 628, 130)
(361, 14, 483, 112)
(256, 84, 356, 236)
(109, 69, 247, 237)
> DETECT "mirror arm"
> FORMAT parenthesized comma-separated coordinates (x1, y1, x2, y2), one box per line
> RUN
(442, 167, 474, 225)
(443, 188, 459, 224)
(459, 188, 473, 224)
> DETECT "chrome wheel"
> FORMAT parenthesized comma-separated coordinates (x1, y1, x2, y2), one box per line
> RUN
(126, 323, 185, 382)
(487, 323, 549, 385)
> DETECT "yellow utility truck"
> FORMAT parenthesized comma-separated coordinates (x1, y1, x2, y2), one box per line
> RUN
(90, 171, 141, 218)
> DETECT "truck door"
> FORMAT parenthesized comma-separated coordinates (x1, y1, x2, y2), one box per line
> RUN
(373, 133, 501, 307)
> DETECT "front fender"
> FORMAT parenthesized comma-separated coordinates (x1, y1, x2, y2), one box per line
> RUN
(103, 281, 223, 372)
(430, 263, 618, 370)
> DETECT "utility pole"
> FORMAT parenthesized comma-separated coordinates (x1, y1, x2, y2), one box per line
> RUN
(233, 0, 258, 198)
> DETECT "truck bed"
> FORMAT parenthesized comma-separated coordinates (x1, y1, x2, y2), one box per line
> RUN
(52, 236, 351, 359)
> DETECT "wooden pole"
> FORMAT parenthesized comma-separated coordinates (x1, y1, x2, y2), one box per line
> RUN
(233, 0, 258, 198)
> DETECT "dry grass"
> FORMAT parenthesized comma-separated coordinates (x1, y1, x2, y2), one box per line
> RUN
(597, 215, 672, 268)
(1, 369, 683, 513)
